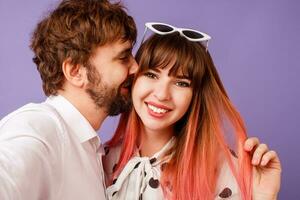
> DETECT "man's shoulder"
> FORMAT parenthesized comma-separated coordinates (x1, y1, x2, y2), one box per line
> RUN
(1, 102, 56, 124)
(0, 102, 65, 140)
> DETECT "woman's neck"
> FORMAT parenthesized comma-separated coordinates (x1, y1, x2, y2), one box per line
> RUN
(139, 126, 174, 157)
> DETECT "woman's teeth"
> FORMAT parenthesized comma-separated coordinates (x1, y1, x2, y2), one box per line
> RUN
(148, 104, 168, 114)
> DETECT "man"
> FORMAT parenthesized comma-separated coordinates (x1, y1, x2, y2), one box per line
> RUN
(0, 0, 137, 199)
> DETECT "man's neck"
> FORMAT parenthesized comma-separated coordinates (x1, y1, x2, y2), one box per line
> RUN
(58, 91, 107, 131)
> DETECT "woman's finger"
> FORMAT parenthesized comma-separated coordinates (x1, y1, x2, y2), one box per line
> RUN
(260, 150, 278, 166)
(252, 143, 269, 165)
(244, 137, 260, 152)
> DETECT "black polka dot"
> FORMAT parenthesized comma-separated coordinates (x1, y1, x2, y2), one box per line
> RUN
(144, 171, 147, 177)
(229, 149, 238, 158)
(161, 163, 167, 171)
(134, 162, 141, 169)
(219, 187, 232, 198)
(112, 178, 117, 184)
(150, 157, 157, 164)
(112, 164, 117, 172)
(112, 191, 117, 196)
(139, 194, 143, 200)
(168, 185, 173, 192)
(165, 181, 172, 191)
(104, 146, 109, 155)
(149, 177, 160, 188)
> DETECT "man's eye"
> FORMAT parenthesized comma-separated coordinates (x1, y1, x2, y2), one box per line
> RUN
(119, 56, 129, 61)
(144, 72, 158, 79)
(175, 81, 190, 87)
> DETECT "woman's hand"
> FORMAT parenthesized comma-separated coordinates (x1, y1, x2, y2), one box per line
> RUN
(244, 137, 282, 200)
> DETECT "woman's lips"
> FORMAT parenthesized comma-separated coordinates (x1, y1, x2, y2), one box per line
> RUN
(145, 102, 172, 118)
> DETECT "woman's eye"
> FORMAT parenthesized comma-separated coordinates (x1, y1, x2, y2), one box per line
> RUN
(144, 72, 158, 79)
(175, 81, 191, 87)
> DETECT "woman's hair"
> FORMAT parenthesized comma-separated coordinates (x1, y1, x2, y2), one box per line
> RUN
(107, 33, 252, 200)
(30, 0, 136, 96)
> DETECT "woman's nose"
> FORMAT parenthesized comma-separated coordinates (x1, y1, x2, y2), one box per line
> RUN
(153, 81, 171, 101)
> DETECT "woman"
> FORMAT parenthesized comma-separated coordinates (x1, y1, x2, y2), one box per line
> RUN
(103, 23, 281, 200)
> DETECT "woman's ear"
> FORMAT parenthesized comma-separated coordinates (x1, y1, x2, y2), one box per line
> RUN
(62, 59, 87, 88)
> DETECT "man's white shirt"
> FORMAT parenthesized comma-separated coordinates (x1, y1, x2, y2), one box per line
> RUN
(0, 95, 107, 200)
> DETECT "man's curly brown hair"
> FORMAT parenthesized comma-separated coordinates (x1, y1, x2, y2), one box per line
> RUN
(30, 0, 137, 96)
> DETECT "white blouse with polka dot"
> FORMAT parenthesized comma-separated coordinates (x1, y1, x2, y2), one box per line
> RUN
(103, 137, 241, 200)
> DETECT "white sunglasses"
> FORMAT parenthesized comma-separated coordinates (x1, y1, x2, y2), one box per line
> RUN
(141, 22, 212, 50)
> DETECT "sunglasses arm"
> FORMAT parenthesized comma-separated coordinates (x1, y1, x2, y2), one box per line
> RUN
(205, 40, 209, 52)
(140, 27, 148, 46)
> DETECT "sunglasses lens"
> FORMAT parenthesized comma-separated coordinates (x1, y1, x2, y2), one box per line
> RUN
(182, 30, 204, 39)
(152, 24, 173, 32)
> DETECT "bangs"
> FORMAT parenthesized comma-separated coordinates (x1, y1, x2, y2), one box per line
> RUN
(136, 33, 207, 85)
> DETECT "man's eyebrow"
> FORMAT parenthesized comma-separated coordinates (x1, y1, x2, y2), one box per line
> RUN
(115, 47, 132, 58)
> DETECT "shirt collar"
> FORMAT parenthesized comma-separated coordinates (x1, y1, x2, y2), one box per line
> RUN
(45, 95, 101, 147)
(106, 137, 176, 198)
(136, 136, 176, 161)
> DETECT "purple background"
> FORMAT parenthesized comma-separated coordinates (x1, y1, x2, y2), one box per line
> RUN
(1, 0, 299, 198)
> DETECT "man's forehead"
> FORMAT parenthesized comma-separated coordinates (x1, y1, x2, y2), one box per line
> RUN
(93, 39, 132, 57)
(113, 39, 133, 51)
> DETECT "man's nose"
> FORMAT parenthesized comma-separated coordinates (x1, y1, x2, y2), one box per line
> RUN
(129, 58, 138, 75)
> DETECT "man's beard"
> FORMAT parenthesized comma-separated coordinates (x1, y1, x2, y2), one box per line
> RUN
(85, 65, 133, 116)
(86, 85, 132, 116)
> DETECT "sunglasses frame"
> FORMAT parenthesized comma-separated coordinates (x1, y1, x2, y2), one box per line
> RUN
(141, 22, 212, 51)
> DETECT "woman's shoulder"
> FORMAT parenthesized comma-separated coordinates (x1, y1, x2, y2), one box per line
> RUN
(103, 141, 123, 178)
(215, 149, 241, 199)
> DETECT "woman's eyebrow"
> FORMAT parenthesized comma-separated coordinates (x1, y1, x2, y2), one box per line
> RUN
(175, 75, 190, 79)
(149, 68, 161, 73)
(149, 68, 190, 79)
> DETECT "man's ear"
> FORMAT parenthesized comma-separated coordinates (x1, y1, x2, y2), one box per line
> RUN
(62, 59, 87, 88)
